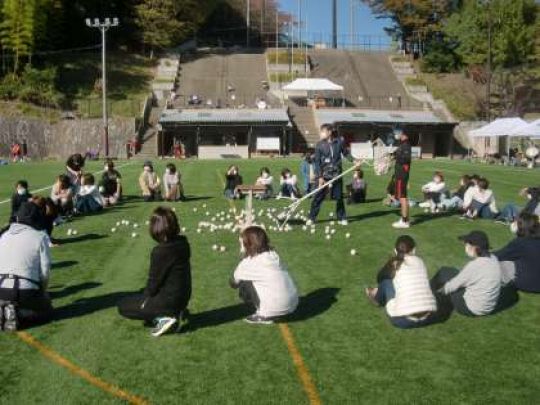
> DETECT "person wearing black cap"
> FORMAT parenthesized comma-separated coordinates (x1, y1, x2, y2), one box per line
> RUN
(391, 129, 412, 229)
(139, 161, 161, 202)
(432, 230, 503, 316)
(0, 202, 52, 330)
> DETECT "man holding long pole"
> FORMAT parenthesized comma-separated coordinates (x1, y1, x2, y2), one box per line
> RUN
(306, 124, 357, 226)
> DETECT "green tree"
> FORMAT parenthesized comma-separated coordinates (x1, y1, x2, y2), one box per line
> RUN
(135, 0, 187, 58)
(0, 0, 37, 72)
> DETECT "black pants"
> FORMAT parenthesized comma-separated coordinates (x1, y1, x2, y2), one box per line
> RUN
(0, 288, 53, 325)
(117, 294, 184, 322)
(309, 178, 346, 221)
(431, 268, 476, 317)
(238, 281, 260, 310)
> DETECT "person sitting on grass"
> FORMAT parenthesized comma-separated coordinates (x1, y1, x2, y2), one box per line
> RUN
(139, 161, 161, 202)
(440, 175, 472, 212)
(230, 226, 298, 325)
(278, 168, 300, 199)
(495, 213, 540, 293)
(65, 153, 85, 193)
(10, 180, 32, 223)
(364, 235, 437, 329)
(50, 174, 74, 217)
(419, 171, 447, 213)
(99, 159, 122, 206)
(0, 203, 52, 331)
(117, 207, 192, 337)
(163, 163, 185, 202)
(431, 231, 502, 317)
(255, 167, 273, 200)
(75, 173, 104, 215)
(31, 196, 59, 247)
(224, 165, 242, 200)
(346, 169, 367, 204)
(496, 186, 540, 226)
(462, 177, 498, 219)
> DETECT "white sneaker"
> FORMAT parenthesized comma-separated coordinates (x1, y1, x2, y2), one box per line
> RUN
(392, 219, 410, 229)
(338, 220, 348, 226)
(151, 317, 178, 337)
(305, 219, 314, 226)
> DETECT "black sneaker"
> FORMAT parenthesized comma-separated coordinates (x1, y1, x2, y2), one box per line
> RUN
(244, 314, 274, 325)
(4, 303, 18, 332)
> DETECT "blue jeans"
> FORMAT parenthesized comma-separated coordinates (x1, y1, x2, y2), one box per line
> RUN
(309, 178, 345, 221)
(471, 200, 495, 219)
(499, 204, 521, 223)
(440, 196, 463, 210)
(281, 184, 299, 198)
(375, 279, 435, 329)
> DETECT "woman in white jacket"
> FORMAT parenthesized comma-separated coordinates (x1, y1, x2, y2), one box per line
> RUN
(419, 171, 447, 212)
(462, 177, 498, 219)
(365, 235, 437, 328)
(230, 226, 298, 324)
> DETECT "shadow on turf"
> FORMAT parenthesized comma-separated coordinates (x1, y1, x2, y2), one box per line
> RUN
(183, 287, 340, 332)
(56, 233, 108, 245)
(50, 282, 102, 300)
(411, 211, 457, 225)
(51, 260, 79, 270)
(52, 291, 133, 321)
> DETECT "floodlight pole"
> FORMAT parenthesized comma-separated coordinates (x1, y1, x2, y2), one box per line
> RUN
(86, 17, 119, 158)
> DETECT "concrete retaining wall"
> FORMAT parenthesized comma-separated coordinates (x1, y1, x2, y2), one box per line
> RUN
(0, 116, 136, 160)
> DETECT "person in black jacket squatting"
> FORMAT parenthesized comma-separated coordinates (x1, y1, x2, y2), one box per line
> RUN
(306, 124, 359, 226)
(117, 207, 192, 337)
(392, 129, 412, 229)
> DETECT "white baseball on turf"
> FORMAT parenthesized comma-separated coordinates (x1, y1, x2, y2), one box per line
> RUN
(350, 249, 357, 256)
(212, 244, 218, 251)
(330, 229, 336, 235)
(72, 230, 78, 235)
(220, 246, 226, 252)
(310, 229, 316, 234)
(131, 232, 137, 238)
(67, 229, 73, 236)
(111, 228, 116, 233)
(345, 233, 351, 239)
(326, 235, 331, 240)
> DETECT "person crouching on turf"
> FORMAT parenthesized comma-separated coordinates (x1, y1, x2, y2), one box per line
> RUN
(139, 161, 162, 202)
(10, 180, 32, 223)
(255, 167, 274, 200)
(224, 165, 243, 199)
(365, 235, 437, 329)
(392, 129, 412, 229)
(346, 169, 367, 204)
(50, 174, 74, 217)
(419, 171, 447, 213)
(75, 173, 104, 215)
(431, 231, 503, 317)
(278, 168, 301, 200)
(0, 203, 52, 330)
(163, 163, 185, 202)
(307, 124, 358, 226)
(230, 226, 298, 324)
(117, 207, 191, 337)
(99, 159, 122, 206)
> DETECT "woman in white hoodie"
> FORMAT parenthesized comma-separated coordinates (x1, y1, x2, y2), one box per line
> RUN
(462, 177, 498, 219)
(365, 235, 437, 328)
(419, 171, 447, 213)
(230, 226, 298, 325)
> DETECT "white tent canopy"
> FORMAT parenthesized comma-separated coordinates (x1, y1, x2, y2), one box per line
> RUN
(469, 117, 528, 138)
(510, 119, 540, 138)
(282, 78, 344, 92)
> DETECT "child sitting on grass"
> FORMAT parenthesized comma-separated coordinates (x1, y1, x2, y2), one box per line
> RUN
(10, 180, 32, 223)
(346, 169, 367, 204)
(255, 167, 274, 200)
(230, 226, 298, 324)
(163, 163, 185, 202)
(117, 207, 192, 337)
(99, 159, 122, 206)
(75, 173, 104, 215)
(278, 168, 300, 199)
(224, 165, 242, 199)
(50, 174, 74, 217)
(139, 161, 161, 202)
(419, 171, 446, 213)
(365, 235, 437, 329)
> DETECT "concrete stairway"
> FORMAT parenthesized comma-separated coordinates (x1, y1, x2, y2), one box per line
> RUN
(287, 102, 319, 150)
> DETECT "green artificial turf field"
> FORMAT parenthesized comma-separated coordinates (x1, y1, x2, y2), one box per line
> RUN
(0, 158, 539, 404)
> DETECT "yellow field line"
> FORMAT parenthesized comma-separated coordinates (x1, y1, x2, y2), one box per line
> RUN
(16, 331, 150, 405)
(216, 170, 322, 405)
(278, 324, 322, 405)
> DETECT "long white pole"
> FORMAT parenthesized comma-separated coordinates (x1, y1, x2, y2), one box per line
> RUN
(101, 26, 109, 158)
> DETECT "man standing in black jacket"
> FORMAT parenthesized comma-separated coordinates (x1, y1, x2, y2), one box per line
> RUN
(307, 124, 357, 225)
(392, 130, 412, 229)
